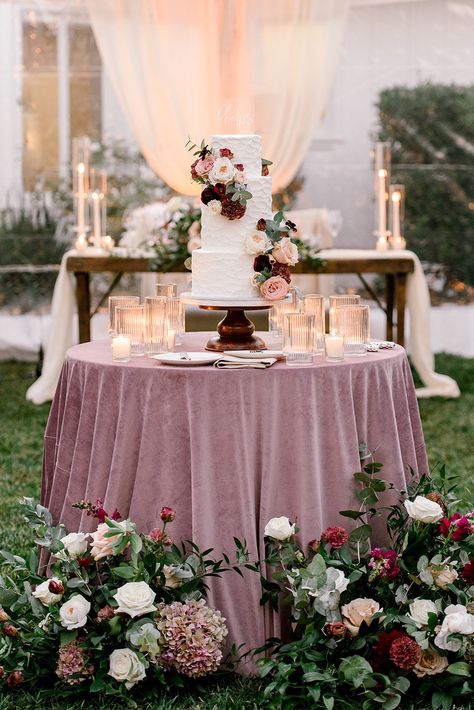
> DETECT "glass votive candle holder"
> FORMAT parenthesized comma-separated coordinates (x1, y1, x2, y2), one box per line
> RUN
(283, 313, 315, 365)
(337, 304, 370, 357)
(329, 294, 361, 333)
(111, 335, 131, 362)
(116, 304, 146, 356)
(270, 292, 299, 338)
(165, 296, 185, 345)
(145, 296, 167, 354)
(325, 333, 344, 362)
(108, 296, 139, 336)
(302, 294, 325, 355)
(156, 282, 177, 298)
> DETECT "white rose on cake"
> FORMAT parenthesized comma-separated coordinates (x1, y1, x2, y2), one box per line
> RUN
(108, 648, 146, 689)
(244, 229, 271, 255)
(208, 199, 222, 215)
(113, 581, 157, 618)
(404, 496, 444, 523)
(209, 157, 236, 184)
(272, 237, 299, 266)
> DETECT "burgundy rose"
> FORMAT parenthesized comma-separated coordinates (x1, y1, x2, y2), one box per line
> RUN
(200, 186, 220, 206)
(440, 513, 473, 541)
(324, 622, 347, 638)
(461, 560, 474, 585)
(368, 548, 400, 581)
(389, 635, 422, 670)
(253, 254, 271, 272)
(2, 624, 18, 637)
(371, 630, 405, 672)
(308, 539, 320, 553)
(321, 526, 349, 549)
(234, 163, 244, 171)
(160, 507, 176, 523)
(96, 605, 116, 622)
(221, 195, 246, 220)
(219, 147, 234, 159)
(6, 670, 23, 688)
(257, 218, 267, 231)
(272, 263, 291, 283)
(77, 556, 93, 568)
(48, 579, 64, 595)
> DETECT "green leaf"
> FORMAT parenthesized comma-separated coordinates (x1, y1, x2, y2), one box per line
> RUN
(112, 565, 136, 579)
(349, 524, 372, 542)
(60, 630, 78, 645)
(339, 510, 366, 520)
(339, 655, 373, 687)
(446, 661, 471, 676)
(323, 697, 334, 710)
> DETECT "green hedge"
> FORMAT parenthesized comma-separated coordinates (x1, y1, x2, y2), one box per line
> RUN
(377, 83, 474, 286)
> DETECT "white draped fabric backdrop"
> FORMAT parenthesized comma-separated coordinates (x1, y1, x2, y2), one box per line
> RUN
(86, 0, 349, 194)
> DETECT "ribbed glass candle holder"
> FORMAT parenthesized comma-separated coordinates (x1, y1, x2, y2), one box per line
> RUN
(268, 289, 299, 339)
(337, 304, 369, 356)
(116, 304, 146, 356)
(155, 282, 177, 298)
(283, 313, 315, 365)
(329, 294, 361, 333)
(108, 296, 139, 335)
(165, 297, 185, 348)
(302, 294, 325, 354)
(145, 296, 167, 354)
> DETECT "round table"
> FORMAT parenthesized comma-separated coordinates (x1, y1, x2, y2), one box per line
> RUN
(42, 333, 428, 667)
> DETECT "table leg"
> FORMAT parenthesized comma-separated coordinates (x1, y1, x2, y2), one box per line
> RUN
(75, 271, 91, 343)
(385, 274, 395, 342)
(396, 273, 407, 347)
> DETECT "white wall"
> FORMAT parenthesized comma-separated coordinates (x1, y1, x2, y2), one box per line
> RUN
(0, 4, 23, 205)
(298, 0, 474, 248)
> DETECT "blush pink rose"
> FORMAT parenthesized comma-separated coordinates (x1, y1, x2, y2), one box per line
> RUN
(90, 522, 126, 561)
(272, 237, 299, 266)
(260, 276, 290, 300)
(195, 155, 215, 176)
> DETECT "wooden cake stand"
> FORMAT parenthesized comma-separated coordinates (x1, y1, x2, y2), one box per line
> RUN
(180, 293, 279, 352)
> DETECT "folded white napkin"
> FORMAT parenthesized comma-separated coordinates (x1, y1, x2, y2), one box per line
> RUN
(214, 355, 277, 369)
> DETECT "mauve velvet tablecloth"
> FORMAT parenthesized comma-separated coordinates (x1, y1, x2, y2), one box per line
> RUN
(42, 333, 428, 665)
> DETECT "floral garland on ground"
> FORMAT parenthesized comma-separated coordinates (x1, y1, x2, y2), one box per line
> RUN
(244, 212, 300, 300)
(187, 138, 271, 221)
(258, 462, 474, 710)
(0, 498, 253, 700)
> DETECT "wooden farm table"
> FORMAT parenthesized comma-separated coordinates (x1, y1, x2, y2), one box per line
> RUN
(66, 251, 414, 346)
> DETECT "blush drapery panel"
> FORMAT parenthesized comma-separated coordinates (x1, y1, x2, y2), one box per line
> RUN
(86, 0, 349, 194)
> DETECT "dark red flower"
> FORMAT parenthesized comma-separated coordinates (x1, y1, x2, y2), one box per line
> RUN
(461, 559, 474, 585)
(253, 255, 271, 273)
(440, 513, 473, 541)
(324, 622, 347, 638)
(257, 218, 267, 231)
(77, 556, 93, 568)
(234, 163, 244, 171)
(220, 195, 246, 220)
(308, 539, 320, 552)
(110, 508, 121, 521)
(272, 263, 292, 283)
(389, 635, 422, 670)
(261, 165, 269, 176)
(321, 526, 349, 549)
(148, 528, 172, 545)
(2, 624, 18, 637)
(160, 507, 176, 523)
(48, 579, 64, 594)
(6, 670, 23, 688)
(96, 605, 115, 622)
(371, 630, 405, 672)
(219, 147, 234, 159)
(200, 186, 220, 205)
(368, 548, 400, 581)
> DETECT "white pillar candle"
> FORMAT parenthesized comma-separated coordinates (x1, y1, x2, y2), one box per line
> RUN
(112, 335, 131, 361)
(376, 236, 389, 252)
(378, 169, 387, 239)
(325, 334, 344, 360)
(74, 234, 87, 253)
(77, 162, 86, 235)
(102, 235, 114, 252)
(92, 191, 101, 248)
(391, 189, 401, 239)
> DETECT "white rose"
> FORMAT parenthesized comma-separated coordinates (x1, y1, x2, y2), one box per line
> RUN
(208, 199, 222, 215)
(209, 157, 235, 184)
(55, 532, 89, 560)
(113, 581, 156, 618)
(33, 578, 63, 606)
(244, 229, 271, 255)
(431, 567, 458, 590)
(59, 594, 91, 629)
(264, 516, 295, 541)
(404, 496, 444, 523)
(434, 604, 474, 652)
(408, 599, 438, 627)
(272, 236, 299, 266)
(341, 598, 382, 636)
(108, 648, 146, 689)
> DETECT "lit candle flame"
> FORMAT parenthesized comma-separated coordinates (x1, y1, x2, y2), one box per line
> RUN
(77, 162, 85, 174)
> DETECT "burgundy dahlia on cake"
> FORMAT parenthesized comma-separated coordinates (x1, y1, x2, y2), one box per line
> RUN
(187, 134, 300, 300)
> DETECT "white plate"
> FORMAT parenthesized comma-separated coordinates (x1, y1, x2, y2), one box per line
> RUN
(151, 352, 220, 366)
(223, 350, 284, 359)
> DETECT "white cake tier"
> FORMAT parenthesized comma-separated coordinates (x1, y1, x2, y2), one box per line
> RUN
(211, 134, 262, 177)
(201, 176, 273, 253)
(191, 250, 259, 299)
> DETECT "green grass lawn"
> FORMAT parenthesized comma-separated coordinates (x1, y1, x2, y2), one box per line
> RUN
(0, 355, 472, 709)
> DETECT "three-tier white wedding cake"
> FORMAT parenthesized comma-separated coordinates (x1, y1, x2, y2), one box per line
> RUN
(191, 134, 273, 300)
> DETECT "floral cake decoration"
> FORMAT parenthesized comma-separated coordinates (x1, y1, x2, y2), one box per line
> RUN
(245, 212, 300, 300)
(186, 138, 271, 221)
